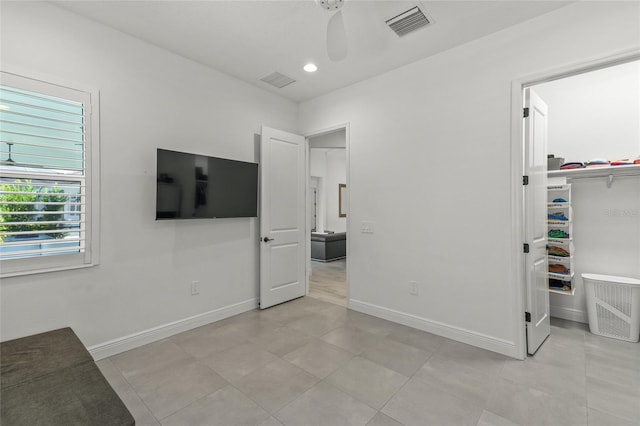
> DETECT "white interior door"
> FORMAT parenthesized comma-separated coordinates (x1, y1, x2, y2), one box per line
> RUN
(260, 126, 306, 309)
(524, 88, 550, 355)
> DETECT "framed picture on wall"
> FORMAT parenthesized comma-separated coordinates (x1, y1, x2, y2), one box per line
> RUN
(339, 183, 347, 217)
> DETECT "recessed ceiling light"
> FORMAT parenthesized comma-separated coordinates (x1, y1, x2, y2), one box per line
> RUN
(304, 63, 318, 73)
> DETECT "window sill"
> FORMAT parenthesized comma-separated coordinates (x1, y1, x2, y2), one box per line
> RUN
(0, 262, 97, 279)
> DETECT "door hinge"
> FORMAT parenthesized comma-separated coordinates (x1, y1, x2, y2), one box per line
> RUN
(523, 107, 529, 118)
(523, 175, 529, 186)
(525, 312, 531, 323)
(523, 243, 530, 253)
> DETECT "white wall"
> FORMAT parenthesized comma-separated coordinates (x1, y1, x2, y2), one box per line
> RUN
(535, 60, 640, 163)
(0, 2, 298, 351)
(299, 1, 640, 356)
(309, 148, 347, 233)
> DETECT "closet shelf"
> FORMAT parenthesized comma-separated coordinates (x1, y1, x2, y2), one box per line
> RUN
(548, 237, 572, 243)
(548, 164, 640, 187)
(549, 286, 576, 296)
(548, 254, 573, 262)
(547, 182, 575, 295)
(548, 185, 571, 191)
(548, 271, 575, 281)
(548, 202, 570, 208)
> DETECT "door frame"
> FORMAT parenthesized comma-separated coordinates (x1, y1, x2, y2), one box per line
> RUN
(303, 123, 351, 305)
(510, 48, 640, 359)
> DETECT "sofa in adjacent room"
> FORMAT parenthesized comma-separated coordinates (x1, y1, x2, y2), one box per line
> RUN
(311, 232, 346, 262)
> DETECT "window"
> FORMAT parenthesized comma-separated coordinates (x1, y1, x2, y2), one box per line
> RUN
(0, 71, 99, 277)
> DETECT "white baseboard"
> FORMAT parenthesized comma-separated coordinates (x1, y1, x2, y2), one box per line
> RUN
(88, 298, 258, 360)
(348, 299, 520, 359)
(550, 305, 588, 324)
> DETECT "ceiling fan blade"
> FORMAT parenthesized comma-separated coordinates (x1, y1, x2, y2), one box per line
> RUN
(326, 10, 348, 62)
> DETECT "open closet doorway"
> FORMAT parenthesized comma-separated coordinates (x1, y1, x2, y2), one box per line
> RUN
(519, 55, 640, 356)
(307, 127, 348, 307)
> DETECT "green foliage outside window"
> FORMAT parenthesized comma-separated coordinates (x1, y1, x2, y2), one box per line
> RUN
(0, 179, 69, 242)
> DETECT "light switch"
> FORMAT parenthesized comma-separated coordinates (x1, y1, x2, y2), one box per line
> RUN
(361, 221, 375, 234)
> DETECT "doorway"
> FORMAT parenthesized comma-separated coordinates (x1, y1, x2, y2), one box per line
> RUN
(516, 53, 640, 357)
(306, 126, 349, 307)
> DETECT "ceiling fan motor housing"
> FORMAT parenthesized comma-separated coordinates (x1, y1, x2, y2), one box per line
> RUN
(316, 0, 344, 11)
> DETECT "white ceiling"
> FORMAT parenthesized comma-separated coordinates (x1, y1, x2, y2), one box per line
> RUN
(53, 1, 571, 102)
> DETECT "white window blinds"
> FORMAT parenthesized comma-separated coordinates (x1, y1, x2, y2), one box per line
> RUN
(1, 86, 84, 171)
(0, 72, 97, 275)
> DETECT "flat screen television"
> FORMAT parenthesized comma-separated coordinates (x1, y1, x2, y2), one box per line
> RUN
(156, 148, 258, 219)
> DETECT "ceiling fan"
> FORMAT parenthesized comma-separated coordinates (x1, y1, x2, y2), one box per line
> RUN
(314, 0, 432, 62)
(315, 0, 348, 62)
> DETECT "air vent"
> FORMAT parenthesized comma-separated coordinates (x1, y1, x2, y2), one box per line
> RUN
(260, 72, 296, 88)
(386, 6, 430, 37)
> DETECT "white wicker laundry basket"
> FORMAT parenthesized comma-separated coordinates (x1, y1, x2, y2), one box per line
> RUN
(583, 273, 640, 343)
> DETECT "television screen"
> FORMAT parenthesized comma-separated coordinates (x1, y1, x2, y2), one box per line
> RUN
(156, 149, 258, 219)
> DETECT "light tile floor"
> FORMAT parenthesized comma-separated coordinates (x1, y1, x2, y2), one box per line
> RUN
(309, 259, 347, 306)
(97, 298, 640, 426)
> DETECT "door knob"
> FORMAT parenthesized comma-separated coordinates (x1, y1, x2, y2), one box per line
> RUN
(263, 237, 274, 242)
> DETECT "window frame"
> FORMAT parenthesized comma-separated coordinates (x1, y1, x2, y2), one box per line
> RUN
(0, 71, 100, 277)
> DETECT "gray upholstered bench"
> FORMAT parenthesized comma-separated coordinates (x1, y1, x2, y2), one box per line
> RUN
(311, 232, 346, 262)
(1, 328, 135, 426)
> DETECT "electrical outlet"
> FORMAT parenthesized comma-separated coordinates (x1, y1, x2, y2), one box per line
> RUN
(409, 281, 419, 296)
(191, 281, 200, 295)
